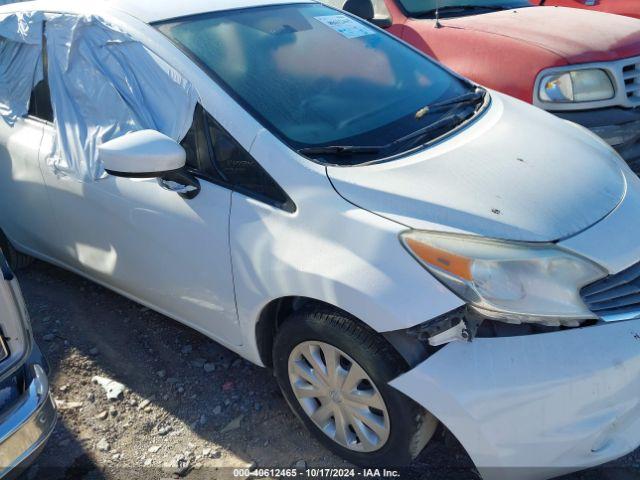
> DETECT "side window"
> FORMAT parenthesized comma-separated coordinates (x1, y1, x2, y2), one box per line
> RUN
(182, 105, 294, 212)
(180, 118, 198, 168)
(180, 106, 219, 178)
(28, 40, 54, 123)
(205, 114, 295, 212)
(28, 79, 53, 123)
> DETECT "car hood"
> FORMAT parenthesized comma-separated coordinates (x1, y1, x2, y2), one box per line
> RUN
(326, 92, 626, 242)
(441, 7, 640, 63)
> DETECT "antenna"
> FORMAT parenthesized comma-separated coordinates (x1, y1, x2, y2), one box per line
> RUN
(434, 0, 442, 28)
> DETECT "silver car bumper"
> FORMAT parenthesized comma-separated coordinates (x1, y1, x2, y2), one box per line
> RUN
(0, 364, 56, 478)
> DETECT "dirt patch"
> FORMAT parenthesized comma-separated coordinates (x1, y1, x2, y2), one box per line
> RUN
(15, 261, 640, 480)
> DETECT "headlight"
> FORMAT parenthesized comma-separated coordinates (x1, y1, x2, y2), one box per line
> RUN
(401, 231, 607, 326)
(538, 69, 614, 103)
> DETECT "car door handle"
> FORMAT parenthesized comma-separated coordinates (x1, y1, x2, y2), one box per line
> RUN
(157, 170, 201, 200)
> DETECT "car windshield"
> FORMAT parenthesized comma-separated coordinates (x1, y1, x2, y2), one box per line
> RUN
(156, 3, 482, 165)
(398, 0, 530, 17)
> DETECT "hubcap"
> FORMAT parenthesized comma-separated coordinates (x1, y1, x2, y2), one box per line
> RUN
(288, 341, 390, 452)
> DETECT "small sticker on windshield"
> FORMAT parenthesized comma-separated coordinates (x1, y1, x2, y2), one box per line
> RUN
(314, 15, 374, 39)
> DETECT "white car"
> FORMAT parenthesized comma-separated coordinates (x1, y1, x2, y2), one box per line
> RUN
(0, 1, 639, 479)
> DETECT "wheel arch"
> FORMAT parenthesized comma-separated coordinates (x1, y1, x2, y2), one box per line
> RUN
(255, 296, 357, 368)
(255, 295, 429, 370)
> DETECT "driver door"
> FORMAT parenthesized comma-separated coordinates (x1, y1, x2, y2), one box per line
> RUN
(37, 93, 242, 346)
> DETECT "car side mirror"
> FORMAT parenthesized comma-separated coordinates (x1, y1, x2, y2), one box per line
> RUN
(100, 130, 186, 178)
(370, 16, 392, 28)
(100, 130, 201, 199)
(342, 0, 392, 28)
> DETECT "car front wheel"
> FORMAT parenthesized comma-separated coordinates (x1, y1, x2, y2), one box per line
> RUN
(273, 307, 437, 467)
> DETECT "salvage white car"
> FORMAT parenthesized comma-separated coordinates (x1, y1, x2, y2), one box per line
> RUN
(0, 0, 639, 479)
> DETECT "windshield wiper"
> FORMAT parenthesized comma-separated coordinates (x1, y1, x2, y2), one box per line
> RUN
(297, 145, 382, 157)
(384, 107, 477, 153)
(415, 89, 485, 118)
(298, 92, 484, 161)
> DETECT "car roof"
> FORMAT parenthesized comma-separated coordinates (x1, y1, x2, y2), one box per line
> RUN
(0, 0, 314, 23)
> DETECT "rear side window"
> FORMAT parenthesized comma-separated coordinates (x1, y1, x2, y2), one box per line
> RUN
(182, 105, 295, 212)
(28, 78, 53, 122)
(28, 40, 53, 123)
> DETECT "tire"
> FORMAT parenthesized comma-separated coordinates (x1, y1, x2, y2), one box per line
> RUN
(273, 307, 437, 467)
(0, 231, 33, 271)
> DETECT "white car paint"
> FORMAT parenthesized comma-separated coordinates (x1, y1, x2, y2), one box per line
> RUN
(403, 175, 640, 480)
(36, 122, 242, 346)
(560, 163, 640, 273)
(99, 130, 187, 175)
(0, 118, 52, 258)
(0, 1, 638, 479)
(232, 129, 463, 338)
(391, 318, 640, 480)
(1, 0, 466, 354)
(327, 93, 626, 242)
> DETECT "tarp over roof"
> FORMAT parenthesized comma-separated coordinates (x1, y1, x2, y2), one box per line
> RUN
(0, 10, 198, 181)
(0, 11, 43, 124)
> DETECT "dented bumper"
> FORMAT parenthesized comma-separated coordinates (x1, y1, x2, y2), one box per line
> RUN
(390, 320, 640, 480)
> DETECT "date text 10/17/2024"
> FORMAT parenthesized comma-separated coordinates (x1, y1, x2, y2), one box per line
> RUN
(233, 468, 401, 478)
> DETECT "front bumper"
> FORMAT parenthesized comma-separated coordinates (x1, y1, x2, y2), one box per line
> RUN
(0, 363, 56, 479)
(390, 319, 640, 480)
(555, 107, 640, 173)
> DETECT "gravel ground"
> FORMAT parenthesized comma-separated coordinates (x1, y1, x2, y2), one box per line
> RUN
(13, 261, 640, 480)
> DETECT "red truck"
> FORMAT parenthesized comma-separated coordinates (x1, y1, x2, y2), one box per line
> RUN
(329, 0, 640, 171)
(536, 0, 640, 19)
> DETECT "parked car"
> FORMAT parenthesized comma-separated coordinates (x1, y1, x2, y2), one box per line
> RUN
(328, 0, 640, 172)
(535, 0, 640, 19)
(1, 1, 640, 479)
(0, 248, 55, 478)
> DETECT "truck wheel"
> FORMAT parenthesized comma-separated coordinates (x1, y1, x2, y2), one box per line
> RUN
(273, 307, 437, 467)
(0, 231, 33, 271)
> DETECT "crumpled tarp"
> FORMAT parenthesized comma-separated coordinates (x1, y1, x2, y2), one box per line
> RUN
(0, 12, 43, 125)
(45, 14, 198, 181)
(0, 10, 197, 181)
